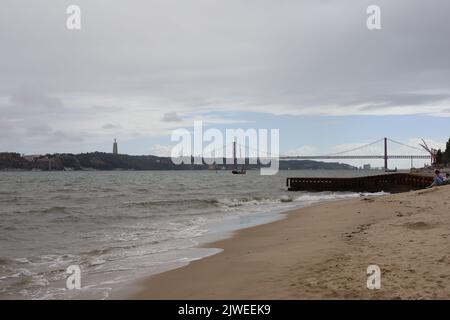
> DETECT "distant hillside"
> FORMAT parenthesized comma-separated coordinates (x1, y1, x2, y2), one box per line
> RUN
(0, 152, 356, 171)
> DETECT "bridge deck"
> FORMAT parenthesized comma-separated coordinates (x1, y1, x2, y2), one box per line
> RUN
(280, 155, 430, 160)
(287, 173, 434, 193)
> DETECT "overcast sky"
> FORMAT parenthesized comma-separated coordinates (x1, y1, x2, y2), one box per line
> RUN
(1, 0, 449, 167)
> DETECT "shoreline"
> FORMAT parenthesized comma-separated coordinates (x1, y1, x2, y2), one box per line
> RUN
(109, 194, 359, 299)
(130, 185, 450, 299)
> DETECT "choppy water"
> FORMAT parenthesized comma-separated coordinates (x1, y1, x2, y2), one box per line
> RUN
(0, 169, 385, 299)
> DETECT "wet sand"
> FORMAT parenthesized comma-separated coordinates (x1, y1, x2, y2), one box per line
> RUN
(132, 185, 450, 299)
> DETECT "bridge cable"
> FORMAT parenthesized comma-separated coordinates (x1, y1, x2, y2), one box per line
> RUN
(236, 138, 385, 158)
(322, 138, 384, 156)
(386, 138, 423, 151)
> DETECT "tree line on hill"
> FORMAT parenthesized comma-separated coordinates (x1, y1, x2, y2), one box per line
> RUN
(436, 138, 450, 165)
(0, 152, 356, 171)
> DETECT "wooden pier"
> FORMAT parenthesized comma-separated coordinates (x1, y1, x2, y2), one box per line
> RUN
(286, 173, 434, 193)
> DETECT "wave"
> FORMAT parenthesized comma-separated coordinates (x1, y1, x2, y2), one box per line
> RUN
(121, 191, 380, 212)
(84, 248, 112, 257)
(0, 256, 12, 266)
(41, 206, 69, 214)
(123, 197, 284, 211)
(0, 197, 21, 204)
(293, 191, 388, 203)
(15, 206, 70, 215)
(123, 198, 221, 209)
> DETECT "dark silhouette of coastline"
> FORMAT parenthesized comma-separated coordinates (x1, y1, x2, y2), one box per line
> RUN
(0, 152, 356, 171)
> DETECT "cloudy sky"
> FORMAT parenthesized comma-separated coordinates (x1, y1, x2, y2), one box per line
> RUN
(1, 0, 449, 168)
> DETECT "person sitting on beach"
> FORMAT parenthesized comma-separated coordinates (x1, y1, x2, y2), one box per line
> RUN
(444, 172, 450, 184)
(429, 170, 445, 187)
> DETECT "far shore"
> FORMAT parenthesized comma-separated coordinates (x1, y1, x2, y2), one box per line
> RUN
(130, 185, 450, 299)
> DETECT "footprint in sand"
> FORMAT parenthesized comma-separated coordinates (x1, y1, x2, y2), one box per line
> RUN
(404, 221, 434, 230)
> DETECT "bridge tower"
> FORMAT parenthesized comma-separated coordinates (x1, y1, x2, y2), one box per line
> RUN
(384, 137, 388, 171)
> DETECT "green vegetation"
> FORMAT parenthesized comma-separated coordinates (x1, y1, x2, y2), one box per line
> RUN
(0, 152, 356, 171)
(436, 138, 450, 165)
(444, 138, 450, 165)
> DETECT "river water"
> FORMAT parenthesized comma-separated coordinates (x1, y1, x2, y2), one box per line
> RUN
(0, 169, 385, 299)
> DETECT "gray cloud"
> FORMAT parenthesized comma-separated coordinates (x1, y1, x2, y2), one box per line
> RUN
(0, 120, 15, 143)
(1, 0, 450, 152)
(357, 93, 450, 111)
(10, 87, 63, 109)
(161, 112, 182, 122)
(102, 122, 122, 130)
(50, 130, 84, 143)
(23, 123, 85, 143)
(2, 0, 450, 110)
(26, 124, 53, 136)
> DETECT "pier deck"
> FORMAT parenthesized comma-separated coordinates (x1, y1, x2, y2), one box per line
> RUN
(287, 173, 434, 193)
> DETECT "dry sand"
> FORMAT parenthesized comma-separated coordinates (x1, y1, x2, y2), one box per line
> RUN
(132, 185, 450, 299)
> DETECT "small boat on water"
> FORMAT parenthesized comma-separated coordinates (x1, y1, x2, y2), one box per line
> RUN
(231, 140, 246, 174)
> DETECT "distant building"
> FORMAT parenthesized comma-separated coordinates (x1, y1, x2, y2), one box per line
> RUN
(113, 139, 118, 154)
(363, 164, 371, 170)
(23, 154, 41, 162)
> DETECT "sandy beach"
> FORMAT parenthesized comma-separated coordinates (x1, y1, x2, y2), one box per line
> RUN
(133, 185, 450, 299)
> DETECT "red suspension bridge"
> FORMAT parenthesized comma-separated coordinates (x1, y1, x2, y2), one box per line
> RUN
(236, 138, 432, 171)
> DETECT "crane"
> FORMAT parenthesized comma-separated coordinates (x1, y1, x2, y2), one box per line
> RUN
(419, 139, 438, 166)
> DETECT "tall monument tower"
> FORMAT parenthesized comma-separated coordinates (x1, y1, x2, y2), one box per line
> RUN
(113, 139, 118, 154)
